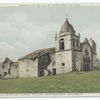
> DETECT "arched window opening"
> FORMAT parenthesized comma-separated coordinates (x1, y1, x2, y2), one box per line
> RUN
(73, 38, 75, 47)
(76, 39, 79, 48)
(59, 39, 64, 51)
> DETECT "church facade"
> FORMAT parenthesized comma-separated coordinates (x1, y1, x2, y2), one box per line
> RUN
(0, 18, 97, 78)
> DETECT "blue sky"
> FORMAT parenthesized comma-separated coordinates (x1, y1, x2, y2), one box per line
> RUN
(0, 6, 100, 61)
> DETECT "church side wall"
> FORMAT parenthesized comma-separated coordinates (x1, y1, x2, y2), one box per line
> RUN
(18, 59, 38, 78)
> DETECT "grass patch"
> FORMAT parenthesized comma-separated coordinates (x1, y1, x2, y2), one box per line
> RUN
(0, 71, 100, 93)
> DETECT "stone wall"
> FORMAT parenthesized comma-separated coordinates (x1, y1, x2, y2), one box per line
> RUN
(18, 59, 38, 78)
(55, 50, 72, 74)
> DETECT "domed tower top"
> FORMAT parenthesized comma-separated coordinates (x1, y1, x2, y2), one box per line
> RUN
(59, 18, 75, 35)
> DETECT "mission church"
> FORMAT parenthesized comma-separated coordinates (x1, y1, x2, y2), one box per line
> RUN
(0, 18, 97, 78)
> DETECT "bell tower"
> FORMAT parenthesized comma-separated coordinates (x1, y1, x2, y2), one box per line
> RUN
(55, 18, 76, 51)
(55, 18, 77, 74)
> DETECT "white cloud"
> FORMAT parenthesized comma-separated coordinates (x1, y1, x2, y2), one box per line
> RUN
(0, 12, 59, 61)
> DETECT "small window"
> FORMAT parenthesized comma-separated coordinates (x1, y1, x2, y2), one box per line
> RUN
(59, 39, 64, 51)
(61, 63, 65, 66)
